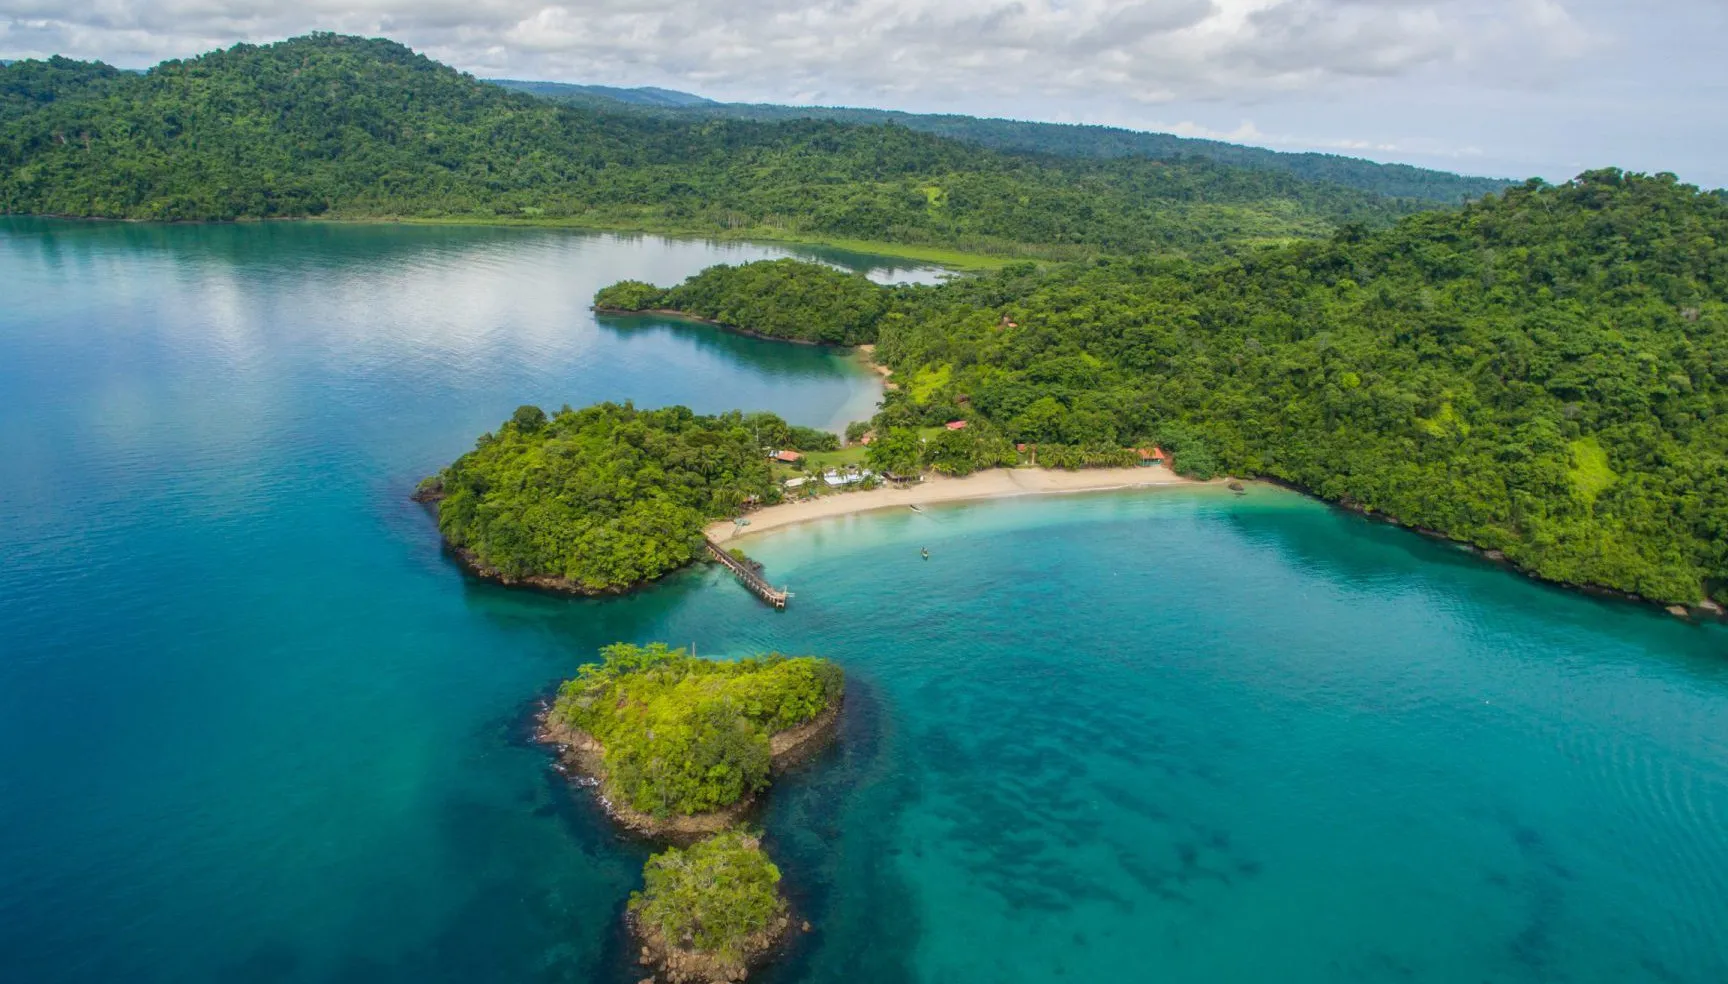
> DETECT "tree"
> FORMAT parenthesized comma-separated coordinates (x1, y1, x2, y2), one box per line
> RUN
(866, 427, 921, 476)
(511, 404, 547, 431)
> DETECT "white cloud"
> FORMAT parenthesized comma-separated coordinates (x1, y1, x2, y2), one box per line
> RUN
(0, 0, 1595, 106)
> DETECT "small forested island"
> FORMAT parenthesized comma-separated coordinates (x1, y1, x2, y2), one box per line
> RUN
(415, 402, 835, 593)
(540, 643, 844, 835)
(628, 830, 791, 984)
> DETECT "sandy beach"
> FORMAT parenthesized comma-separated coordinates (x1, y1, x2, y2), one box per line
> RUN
(706, 465, 1199, 544)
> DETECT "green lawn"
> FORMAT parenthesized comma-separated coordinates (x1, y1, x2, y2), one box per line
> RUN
(771, 447, 869, 477)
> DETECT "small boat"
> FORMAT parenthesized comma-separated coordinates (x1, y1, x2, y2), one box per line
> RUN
(908, 504, 923, 513)
(920, 547, 930, 561)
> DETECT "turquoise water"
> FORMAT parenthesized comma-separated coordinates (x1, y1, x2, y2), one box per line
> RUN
(2, 219, 1725, 984)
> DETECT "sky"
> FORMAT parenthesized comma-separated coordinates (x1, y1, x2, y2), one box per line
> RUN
(2, 0, 1723, 187)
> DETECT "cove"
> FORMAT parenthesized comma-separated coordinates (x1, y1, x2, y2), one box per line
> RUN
(1, 218, 1725, 984)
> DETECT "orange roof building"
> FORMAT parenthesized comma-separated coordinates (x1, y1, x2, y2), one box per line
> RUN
(945, 420, 968, 431)
(770, 450, 804, 463)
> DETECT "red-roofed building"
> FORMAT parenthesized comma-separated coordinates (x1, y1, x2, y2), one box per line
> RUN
(1137, 446, 1168, 466)
(770, 450, 804, 463)
(945, 420, 968, 431)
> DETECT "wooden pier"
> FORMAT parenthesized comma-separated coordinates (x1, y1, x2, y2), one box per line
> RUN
(703, 536, 789, 609)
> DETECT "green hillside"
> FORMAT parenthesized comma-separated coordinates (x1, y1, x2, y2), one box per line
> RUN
(491, 78, 716, 108)
(496, 79, 1512, 204)
(0, 33, 1428, 258)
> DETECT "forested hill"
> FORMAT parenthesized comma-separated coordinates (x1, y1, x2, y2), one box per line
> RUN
(0, 55, 125, 121)
(490, 78, 716, 108)
(603, 171, 1728, 607)
(0, 33, 1431, 257)
(494, 79, 1511, 205)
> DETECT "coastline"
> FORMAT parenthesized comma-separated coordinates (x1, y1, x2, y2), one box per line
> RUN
(707, 465, 1201, 545)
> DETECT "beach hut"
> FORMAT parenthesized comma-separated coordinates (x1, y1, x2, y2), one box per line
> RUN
(1136, 446, 1168, 467)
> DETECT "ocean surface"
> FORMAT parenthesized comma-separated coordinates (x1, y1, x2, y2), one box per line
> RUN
(1, 218, 1724, 984)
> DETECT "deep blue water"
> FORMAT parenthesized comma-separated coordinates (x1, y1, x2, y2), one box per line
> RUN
(1, 219, 1725, 984)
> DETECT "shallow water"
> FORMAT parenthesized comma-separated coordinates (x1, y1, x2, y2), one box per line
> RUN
(1, 219, 1724, 984)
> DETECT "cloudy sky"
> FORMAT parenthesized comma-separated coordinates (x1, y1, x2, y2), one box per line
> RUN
(2, 0, 1723, 187)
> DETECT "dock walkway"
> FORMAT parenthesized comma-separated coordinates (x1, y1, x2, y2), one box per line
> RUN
(703, 536, 789, 609)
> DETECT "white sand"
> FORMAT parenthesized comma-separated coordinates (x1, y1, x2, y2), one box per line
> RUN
(706, 465, 1199, 544)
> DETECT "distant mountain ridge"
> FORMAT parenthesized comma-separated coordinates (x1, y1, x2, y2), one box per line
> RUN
(489, 79, 715, 108)
(0, 33, 1435, 258)
(491, 78, 1512, 205)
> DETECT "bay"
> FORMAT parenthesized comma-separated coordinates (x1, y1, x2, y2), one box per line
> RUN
(0, 219, 1723, 984)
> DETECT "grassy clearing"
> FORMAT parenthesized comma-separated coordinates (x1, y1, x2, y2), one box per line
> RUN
(770, 446, 870, 477)
(1568, 437, 1617, 504)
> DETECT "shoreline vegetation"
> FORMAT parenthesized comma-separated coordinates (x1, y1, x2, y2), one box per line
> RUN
(534, 643, 842, 983)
